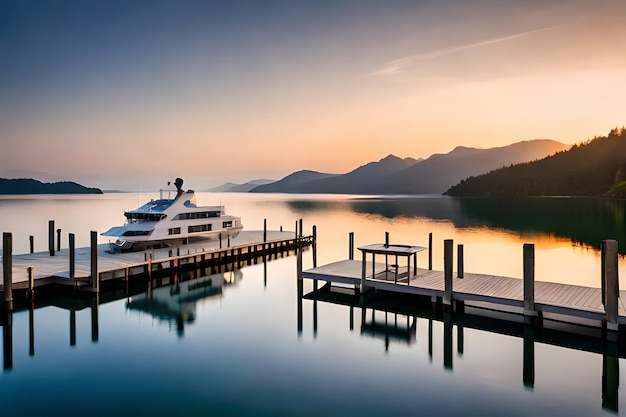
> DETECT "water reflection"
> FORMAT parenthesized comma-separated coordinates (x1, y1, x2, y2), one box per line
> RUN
(286, 197, 626, 254)
(0, 264, 248, 371)
(126, 270, 242, 337)
(301, 288, 622, 413)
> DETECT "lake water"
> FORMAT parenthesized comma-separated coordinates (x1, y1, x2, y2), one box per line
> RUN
(1, 193, 625, 416)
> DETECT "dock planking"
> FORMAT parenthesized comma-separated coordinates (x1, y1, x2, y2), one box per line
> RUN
(302, 258, 626, 324)
(1, 230, 312, 291)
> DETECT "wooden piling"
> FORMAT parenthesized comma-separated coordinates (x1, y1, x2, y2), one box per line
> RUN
(56, 228, 61, 251)
(349, 232, 354, 261)
(263, 219, 267, 243)
(90, 231, 99, 292)
(28, 266, 34, 298)
(29, 235, 34, 254)
(385, 231, 389, 247)
(601, 240, 619, 331)
(69, 233, 75, 279)
(48, 220, 55, 256)
(443, 239, 453, 305)
(3, 232, 13, 311)
(428, 232, 433, 270)
(523, 244, 536, 316)
(312, 225, 317, 268)
(457, 244, 464, 278)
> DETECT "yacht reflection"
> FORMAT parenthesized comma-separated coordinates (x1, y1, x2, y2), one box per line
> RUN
(126, 270, 242, 337)
(301, 286, 623, 413)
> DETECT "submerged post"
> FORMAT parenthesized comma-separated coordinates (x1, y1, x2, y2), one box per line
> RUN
(56, 228, 61, 251)
(601, 240, 619, 332)
(457, 244, 464, 278)
(349, 232, 354, 261)
(48, 220, 55, 256)
(3, 233, 13, 311)
(90, 231, 99, 292)
(29, 235, 34, 254)
(69, 233, 75, 279)
(428, 232, 433, 270)
(523, 244, 536, 316)
(443, 239, 453, 305)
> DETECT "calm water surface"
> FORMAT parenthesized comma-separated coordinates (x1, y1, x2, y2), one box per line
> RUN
(0, 193, 625, 416)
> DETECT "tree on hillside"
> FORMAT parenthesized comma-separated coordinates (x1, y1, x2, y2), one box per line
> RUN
(445, 128, 626, 198)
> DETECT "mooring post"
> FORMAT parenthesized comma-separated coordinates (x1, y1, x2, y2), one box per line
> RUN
(457, 244, 464, 278)
(90, 231, 99, 292)
(349, 232, 354, 260)
(263, 219, 267, 243)
(48, 220, 55, 256)
(3, 232, 13, 311)
(523, 244, 536, 317)
(28, 266, 34, 299)
(56, 228, 61, 251)
(297, 223, 303, 281)
(219, 233, 222, 249)
(312, 225, 317, 268)
(601, 240, 619, 332)
(443, 239, 453, 305)
(29, 235, 34, 254)
(428, 232, 433, 270)
(385, 231, 389, 247)
(69, 233, 75, 279)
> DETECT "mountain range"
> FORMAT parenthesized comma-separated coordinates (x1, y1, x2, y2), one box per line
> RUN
(445, 128, 626, 198)
(241, 139, 569, 195)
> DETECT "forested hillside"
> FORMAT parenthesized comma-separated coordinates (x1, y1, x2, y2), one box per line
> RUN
(0, 178, 103, 194)
(445, 128, 626, 197)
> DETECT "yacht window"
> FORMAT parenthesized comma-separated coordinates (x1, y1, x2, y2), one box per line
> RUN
(188, 224, 212, 233)
(168, 227, 181, 235)
(223, 221, 232, 228)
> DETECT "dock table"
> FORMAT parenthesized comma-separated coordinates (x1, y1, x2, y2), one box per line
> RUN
(358, 243, 426, 285)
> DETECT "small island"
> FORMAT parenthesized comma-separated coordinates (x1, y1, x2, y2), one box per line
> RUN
(0, 178, 103, 194)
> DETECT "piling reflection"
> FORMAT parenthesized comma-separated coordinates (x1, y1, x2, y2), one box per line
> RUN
(302, 287, 622, 413)
(2, 310, 12, 371)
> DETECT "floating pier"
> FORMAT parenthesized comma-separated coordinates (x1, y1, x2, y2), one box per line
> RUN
(301, 233, 624, 333)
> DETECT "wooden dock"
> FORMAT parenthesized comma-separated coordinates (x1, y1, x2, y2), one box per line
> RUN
(301, 238, 625, 329)
(1, 229, 312, 293)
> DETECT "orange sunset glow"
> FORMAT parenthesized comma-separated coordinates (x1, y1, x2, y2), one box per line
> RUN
(1, 1, 625, 190)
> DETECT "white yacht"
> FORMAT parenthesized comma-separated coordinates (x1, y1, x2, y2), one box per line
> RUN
(102, 178, 243, 252)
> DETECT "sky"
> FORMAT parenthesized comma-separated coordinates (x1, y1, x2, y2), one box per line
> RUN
(1, 0, 626, 190)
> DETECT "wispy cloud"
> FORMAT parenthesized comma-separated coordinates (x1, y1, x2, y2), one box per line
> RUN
(371, 26, 560, 76)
